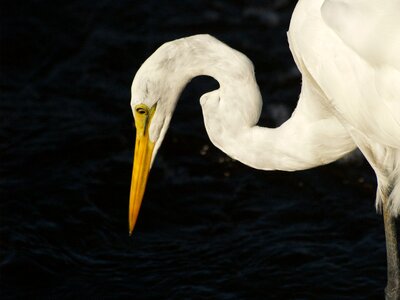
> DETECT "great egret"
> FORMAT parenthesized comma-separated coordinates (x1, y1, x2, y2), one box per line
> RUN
(129, 0, 400, 298)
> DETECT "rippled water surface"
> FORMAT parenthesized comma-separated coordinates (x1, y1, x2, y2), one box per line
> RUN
(0, 1, 392, 299)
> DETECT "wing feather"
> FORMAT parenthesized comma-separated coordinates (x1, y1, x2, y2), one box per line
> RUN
(321, 0, 400, 70)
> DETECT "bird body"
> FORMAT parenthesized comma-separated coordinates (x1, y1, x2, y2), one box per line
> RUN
(129, 0, 400, 297)
(289, 0, 400, 213)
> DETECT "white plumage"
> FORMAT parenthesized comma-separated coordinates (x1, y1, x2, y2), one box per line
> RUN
(129, 0, 400, 297)
(288, 0, 400, 214)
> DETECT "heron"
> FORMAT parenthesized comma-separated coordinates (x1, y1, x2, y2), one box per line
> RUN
(128, 0, 400, 298)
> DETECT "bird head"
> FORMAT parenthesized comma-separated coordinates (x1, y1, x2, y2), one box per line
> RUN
(128, 41, 189, 235)
(127, 34, 259, 234)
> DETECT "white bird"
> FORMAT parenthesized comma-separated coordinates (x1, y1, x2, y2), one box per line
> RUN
(128, 0, 400, 298)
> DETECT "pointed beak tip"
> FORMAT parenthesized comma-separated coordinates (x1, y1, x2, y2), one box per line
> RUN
(128, 220, 135, 236)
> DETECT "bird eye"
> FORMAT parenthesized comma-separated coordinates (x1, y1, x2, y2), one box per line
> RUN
(136, 107, 147, 115)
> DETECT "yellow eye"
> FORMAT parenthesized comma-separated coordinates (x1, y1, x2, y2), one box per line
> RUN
(136, 107, 147, 115)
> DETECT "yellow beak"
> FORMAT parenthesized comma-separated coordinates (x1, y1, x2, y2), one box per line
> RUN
(129, 104, 156, 235)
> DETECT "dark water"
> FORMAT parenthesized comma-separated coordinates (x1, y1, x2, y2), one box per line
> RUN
(0, 0, 391, 299)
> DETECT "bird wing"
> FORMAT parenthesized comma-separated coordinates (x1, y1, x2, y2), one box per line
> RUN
(288, 0, 400, 148)
(319, 0, 400, 148)
(321, 0, 400, 70)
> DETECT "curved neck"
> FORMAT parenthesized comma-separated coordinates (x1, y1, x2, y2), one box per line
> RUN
(144, 35, 355, 171)
(167, 35, 306, 171)
(170, 35, 264, 127)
